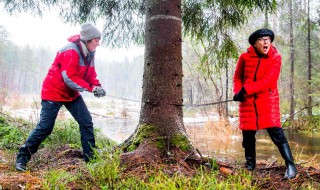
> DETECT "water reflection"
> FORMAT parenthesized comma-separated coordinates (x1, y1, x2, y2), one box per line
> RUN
(285, 131, 320, 154)
(255, 130, 320, 159)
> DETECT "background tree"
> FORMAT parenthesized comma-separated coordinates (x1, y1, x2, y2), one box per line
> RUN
(307, 0, 312, 115)
(289, 0, 296, 121)
(0, 25, 9, 107)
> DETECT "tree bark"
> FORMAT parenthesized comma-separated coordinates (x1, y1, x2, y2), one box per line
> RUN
(289, 0, 295, 121)
(264, 8, 269, 28)
(120, 0, 199, 173)
(140, 0, 185, 140)
(307, 0, 312, 115)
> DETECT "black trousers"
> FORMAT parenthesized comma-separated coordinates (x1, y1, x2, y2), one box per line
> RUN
(242, 127, 288, 149)
(17, 95, 95, 163)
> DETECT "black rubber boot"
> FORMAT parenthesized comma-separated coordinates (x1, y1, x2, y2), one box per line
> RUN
(245, 145, 256, 171)
(278, 143, 298, 179)
(242, 130, 256, 171)
(15, 155, 29, 172)
(15, 162, 27, 172)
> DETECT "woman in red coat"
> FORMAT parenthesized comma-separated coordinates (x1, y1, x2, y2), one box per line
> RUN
(233, 28, 297, 179)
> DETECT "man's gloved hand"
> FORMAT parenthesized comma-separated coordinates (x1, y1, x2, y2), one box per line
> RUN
(93, 86, 106, 98)
(233, 87, 246, 102)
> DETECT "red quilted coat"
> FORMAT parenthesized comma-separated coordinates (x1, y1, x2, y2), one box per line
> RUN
(233, 45, 281, 130)
(41, 35, 101, 102)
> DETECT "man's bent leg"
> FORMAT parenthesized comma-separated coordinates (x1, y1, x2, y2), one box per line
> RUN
(16, 100, 62, 171)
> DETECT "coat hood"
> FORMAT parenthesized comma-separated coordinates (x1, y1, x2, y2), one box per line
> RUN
(67, 34, 81, 43)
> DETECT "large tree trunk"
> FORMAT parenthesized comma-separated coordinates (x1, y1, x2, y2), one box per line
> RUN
(120, 0, 199, 174)
(139, 0, 185, 142)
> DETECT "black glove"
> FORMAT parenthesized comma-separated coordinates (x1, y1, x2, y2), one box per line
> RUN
(93, 86, 106, 98)
(233, 87, 246, 102)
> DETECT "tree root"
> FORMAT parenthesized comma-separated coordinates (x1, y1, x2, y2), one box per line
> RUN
(120, 141, 205, 178)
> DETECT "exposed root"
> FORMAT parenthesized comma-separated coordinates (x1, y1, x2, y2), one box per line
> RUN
(120, 141, 204, 179)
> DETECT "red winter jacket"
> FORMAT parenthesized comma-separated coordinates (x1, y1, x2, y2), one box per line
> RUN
(233, 45, 281, 130)
(41, 35, 101, 101)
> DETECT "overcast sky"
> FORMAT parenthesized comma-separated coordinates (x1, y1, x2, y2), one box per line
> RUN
(0, 5, 144, 61)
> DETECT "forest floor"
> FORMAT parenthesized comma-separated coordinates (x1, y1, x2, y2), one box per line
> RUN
(1, 146, 320, 190)
(1, 96, 320, 189)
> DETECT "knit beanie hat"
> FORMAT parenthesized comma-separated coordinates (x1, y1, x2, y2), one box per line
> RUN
(80, 23, 101, 41)
(248, 28, 274, 46)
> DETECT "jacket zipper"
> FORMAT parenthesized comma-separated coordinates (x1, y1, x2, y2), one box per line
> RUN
(253, 57, 261, 130)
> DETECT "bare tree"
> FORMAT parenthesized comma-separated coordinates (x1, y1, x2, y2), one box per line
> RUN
(289, 0, 296, 120)
(307, 0, 312, 115)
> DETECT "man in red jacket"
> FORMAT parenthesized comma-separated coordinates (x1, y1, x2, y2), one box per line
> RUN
(15, 23, 106, 172)
(233, 28, 298, 179)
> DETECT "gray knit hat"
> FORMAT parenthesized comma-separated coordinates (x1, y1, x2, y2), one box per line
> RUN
(80, 23, 101, 41)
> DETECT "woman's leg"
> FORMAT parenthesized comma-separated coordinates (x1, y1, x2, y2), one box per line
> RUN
(267, 127, 297, 179)
(242, 130, 257, 170)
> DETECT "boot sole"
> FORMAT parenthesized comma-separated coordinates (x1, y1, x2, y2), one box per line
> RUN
(283, 173, 299, 180)
(15, 163, 27, 172)
(16, 167, 26, 172)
